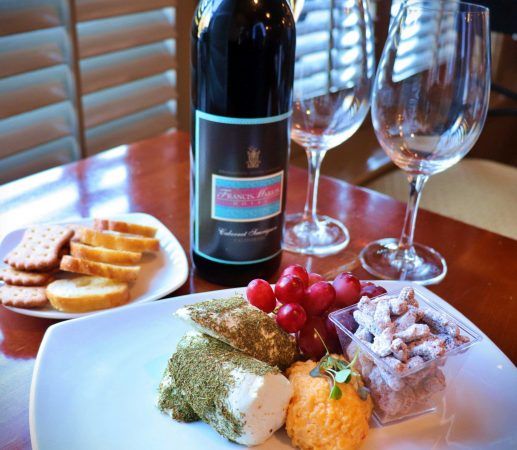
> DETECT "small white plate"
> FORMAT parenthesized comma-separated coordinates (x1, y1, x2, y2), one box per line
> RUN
(30, 282, 517, 450)
(0, 213, 189, 319)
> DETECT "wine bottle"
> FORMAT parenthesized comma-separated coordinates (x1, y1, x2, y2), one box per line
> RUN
(191, 0, 296, 286)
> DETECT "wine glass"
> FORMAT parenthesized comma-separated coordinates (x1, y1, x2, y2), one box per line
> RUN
(360, 0, 491, 284)
(283, 0, 375, 255)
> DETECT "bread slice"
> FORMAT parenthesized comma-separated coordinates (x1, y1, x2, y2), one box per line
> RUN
(70, 241, 141, 265)
(47, 276, 130, 312)
(60, 255, 140, 282)
(80, 228, 159, 253)
(94, 218, 157, 238)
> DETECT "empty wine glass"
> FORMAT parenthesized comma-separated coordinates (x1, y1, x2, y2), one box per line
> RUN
(360, 0, 491, 284)
(283, 0, 375, 255)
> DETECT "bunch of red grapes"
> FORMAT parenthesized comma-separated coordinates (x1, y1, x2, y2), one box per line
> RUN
(246, 265, 387, 360)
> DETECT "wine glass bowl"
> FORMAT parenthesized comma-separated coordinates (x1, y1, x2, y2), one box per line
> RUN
(360, 0, 491, 284)
(284, 0, 375, 255)
(291, 89, 371, 150)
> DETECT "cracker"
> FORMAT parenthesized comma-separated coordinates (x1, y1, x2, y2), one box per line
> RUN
(4, 225, 73, 271)
(0, 267, 54, 286)
(0, 285, 48, 308)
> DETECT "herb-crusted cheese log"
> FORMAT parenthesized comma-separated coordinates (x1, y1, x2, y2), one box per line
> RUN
(157, 369, 198, 423)
(158, 332, 292, 446)
(175, 296, 299, 369)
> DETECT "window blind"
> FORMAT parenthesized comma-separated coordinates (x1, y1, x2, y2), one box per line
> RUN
(75, 0, 178, 154)
(390, 0, 458, 83)
(295, 0, 375, 99)
(0, 0, 179, 184)
(0, 0, 81, 183)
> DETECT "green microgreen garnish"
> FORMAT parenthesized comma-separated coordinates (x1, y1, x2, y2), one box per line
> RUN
(309, 329, 366, 401)
(334, 368, 352, 383)
(357, 386, 370, 401)
(330, 384, 343, 400)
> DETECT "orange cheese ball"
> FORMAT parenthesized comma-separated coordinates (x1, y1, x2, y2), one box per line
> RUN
(286, 359, 373, 450)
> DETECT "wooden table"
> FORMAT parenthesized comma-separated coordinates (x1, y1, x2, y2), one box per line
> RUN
(1, 131, 516, 449)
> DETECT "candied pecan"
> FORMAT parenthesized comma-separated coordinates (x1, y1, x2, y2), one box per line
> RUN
(437, 333, 471, 351)
(399, 286, 418, 307)
(391, 338, 409, 362)
(420, 368, 446, 397)
(406, 355, 425, 370)
(395, 323, 431, 343)
(368, 367, 416, 415)
(370, 364, 405, 391)
(353, 310, 385, 336)
(403, 356, 431, 386)
(389, 296, 409, 316)
(355, 325, 373, 343)
(373, 298, 392, 330)
(357, 295, 377, 315)
(394, 309, 418, 331)
(437, 333, 457, 351)
(455, 334, 471, 346)
(408, 336, 447, 361)
(371, 328, 394, 357)
(421, 308, 460, 337)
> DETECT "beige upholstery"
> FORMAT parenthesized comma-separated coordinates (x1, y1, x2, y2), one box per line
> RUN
(365, 159, 517, 240)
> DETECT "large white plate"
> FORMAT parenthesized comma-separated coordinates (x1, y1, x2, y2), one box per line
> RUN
(30, 282, 517, 450)
(0, 213, 189, 319)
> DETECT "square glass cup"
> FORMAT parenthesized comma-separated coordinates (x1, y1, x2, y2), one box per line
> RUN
(329, 287, 481, 425)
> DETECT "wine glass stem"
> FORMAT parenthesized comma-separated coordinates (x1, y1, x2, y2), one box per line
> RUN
(398, 174, 429, 258)
(303, 148, 327, 225)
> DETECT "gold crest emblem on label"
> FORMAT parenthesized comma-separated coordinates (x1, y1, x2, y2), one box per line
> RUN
(246, 146, 261, 169)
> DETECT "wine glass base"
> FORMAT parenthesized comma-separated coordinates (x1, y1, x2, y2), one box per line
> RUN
(359, 238, 447, 285)
(283, 213, 350, 256)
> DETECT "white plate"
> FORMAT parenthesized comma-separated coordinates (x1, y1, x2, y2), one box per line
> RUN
(0, 213, 189, 319)
(30, 282, 517, 450)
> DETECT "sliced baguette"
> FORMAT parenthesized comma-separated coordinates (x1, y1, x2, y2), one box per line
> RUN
(70, 241, 142, 265)
(80, 228, 160, 252)
(60, 255, 140, 282)
(47, 276, 130, 312)
(94, 219, 157, 238)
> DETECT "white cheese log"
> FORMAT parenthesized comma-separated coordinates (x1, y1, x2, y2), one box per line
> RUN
(159, 332, 292, 446)
(226, 368, 293, 445)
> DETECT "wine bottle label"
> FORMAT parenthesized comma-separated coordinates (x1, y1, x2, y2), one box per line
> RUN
(194, 110, 291, 265)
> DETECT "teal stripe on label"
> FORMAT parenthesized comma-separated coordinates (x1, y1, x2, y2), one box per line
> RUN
(196, 110, 292, 125)
(195, 113, 200, 252)
(216, 176, 281, 189)
(196, 249, 282, 265)
(215, 203, 281, 220)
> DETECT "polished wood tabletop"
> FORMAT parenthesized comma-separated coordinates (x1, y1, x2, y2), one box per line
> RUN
(0, 131, 516, 449)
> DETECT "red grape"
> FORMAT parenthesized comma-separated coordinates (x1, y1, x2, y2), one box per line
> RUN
(280, 265, 309, 287)
(327, 334, 341, 354)
(324, 307, 356, 351)
(327, 307, 358, 335)
(322, 309, 343, 354)
(324, 314, 338, 341)
(274, 275, 305, 304)
(276, 303, 307, 333)
(297, 316, 341, 359)
(246, 279, 276, 313)
(297, 317, 329, 360)
(360, 281, 387, 299)
(301, 281, 336, 317)
(324, 306, 340, 337)
(308, 272, 324, 286)
(333, 272, 361, 307)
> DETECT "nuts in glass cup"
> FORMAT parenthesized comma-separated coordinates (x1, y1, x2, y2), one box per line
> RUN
(330, 287, 481, 424)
